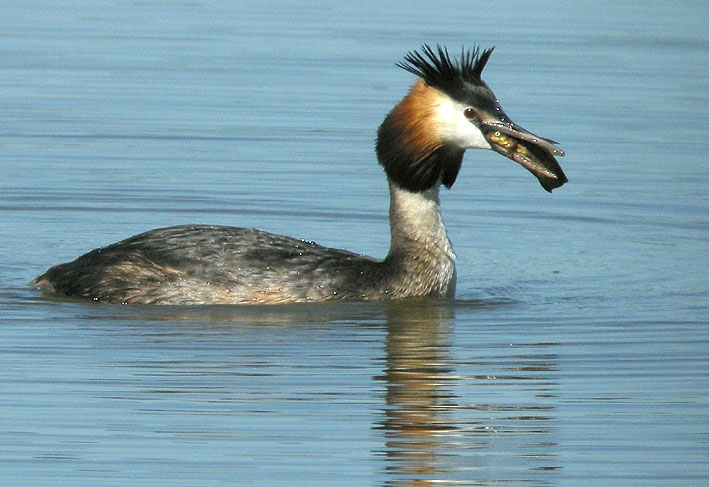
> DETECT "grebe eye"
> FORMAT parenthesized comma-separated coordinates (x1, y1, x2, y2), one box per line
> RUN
(464, 107, 477, 120)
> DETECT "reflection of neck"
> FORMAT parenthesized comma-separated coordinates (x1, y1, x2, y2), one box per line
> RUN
(384, 181, 456, 298)
(381, 302, 455, 474)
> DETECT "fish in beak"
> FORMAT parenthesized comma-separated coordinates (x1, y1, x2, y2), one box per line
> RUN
(483, 120, 567, 192)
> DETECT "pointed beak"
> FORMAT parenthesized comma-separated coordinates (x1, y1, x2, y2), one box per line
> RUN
(482, 120, 567, 192)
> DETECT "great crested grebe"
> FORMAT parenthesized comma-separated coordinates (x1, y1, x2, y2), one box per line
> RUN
(31, 45, 567, 305)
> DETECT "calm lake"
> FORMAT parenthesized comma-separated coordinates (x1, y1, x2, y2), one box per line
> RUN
(1, 1, 707, 485)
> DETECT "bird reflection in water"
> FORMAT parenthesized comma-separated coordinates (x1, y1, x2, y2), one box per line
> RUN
(376, 301, 559, 485)
(378, 301, 458, 480)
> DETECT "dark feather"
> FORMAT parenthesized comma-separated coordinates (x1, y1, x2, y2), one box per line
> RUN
(397, 44, 495, 101)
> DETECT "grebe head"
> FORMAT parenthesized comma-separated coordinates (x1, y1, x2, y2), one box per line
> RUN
(376, 44, 567, 193)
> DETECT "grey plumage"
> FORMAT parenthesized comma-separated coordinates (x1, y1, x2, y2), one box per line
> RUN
(31, 225, 392, 304)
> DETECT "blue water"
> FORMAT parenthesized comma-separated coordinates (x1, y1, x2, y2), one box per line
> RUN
(1, 1, 708, 485)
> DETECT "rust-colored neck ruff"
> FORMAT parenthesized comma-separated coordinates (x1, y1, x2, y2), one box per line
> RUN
(376, 80, 464, 192)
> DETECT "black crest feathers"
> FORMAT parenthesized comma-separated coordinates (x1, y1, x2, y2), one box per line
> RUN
(397, 44, 494, 99)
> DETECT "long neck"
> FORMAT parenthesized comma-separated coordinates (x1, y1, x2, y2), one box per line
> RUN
(383, 180, 456, 298)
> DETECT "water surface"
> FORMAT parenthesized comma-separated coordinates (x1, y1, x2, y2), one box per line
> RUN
(1, 1, 707, 486)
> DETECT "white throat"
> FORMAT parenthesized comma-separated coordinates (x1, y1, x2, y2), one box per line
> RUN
(434, 95, 491, 150)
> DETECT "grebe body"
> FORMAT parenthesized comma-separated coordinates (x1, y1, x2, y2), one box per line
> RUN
(31, 45, 567, 305)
